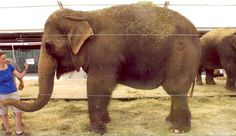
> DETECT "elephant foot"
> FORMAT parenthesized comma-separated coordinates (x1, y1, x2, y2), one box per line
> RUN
(166, 113, 191, 133)
(102, 115, 111, 123)
(101, 111, 111, 123)
(169, 124, 191, 133)
(89, 123, 106, 135)
(225, 86, 236, 92)
(205, 79, 216, 85)
(196, 80, 203, 85)
(165, 115, 174, 124)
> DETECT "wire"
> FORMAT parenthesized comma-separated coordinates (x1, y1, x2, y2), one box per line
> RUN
(0, 27, 235, 34)
(0, 33, 203, 37)
(0, 3, 236, 9)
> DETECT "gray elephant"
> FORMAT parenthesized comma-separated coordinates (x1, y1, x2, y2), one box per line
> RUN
(0, 3, 200, 134)
(196, 29, 236, 91)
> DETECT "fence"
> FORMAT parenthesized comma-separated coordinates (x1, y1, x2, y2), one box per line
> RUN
(6, 49, 39, 73)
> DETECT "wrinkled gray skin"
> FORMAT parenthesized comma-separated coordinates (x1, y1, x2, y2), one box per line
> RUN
(0, 3, 200, 134)
(196, 29, 236, 91)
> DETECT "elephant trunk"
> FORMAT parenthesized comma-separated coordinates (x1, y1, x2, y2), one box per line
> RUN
(1, 47, 56, 112)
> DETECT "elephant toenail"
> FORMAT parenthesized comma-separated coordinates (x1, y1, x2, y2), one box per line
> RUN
(174, 129, 180, 133)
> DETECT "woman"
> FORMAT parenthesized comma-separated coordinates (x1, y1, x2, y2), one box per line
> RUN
(0, 49, 30, 136)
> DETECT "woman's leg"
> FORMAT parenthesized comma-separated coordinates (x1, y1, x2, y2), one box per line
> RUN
(1, 114, 11, 132)
(0, 94, 11, 132)
(15, 112, 23, 132)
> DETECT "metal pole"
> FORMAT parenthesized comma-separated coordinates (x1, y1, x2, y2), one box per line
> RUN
(57, 1, 64, 9)
(11, 44, 16, 61)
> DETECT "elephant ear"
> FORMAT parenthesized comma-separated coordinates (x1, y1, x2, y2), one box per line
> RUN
(66, 18, 94, 55)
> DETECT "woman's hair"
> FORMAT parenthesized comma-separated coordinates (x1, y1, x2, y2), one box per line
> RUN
(0, 49, 6, 56)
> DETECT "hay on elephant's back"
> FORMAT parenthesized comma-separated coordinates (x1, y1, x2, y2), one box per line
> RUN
(96, 2, 175, 41)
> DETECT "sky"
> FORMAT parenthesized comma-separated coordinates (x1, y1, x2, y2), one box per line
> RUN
(0, 0, 236, 32)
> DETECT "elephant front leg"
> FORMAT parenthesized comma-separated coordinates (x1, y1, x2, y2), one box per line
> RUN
(100, 97, 111, 123)
(222, 62, 236, 91)
(205, 69, 216, 85)
(166, 95, 191, 133)
(87, 71, 116, 134)
(225, 71, 236, 91)
(87, 96, 106, 134)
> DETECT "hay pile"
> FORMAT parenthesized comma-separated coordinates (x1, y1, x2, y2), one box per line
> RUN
(10, 97, 234, 136)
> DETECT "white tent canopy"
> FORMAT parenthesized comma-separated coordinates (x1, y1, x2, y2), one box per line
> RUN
(0, 0, 236, 32)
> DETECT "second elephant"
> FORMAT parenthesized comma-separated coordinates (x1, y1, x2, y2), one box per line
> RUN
(196, 29, 236, 91)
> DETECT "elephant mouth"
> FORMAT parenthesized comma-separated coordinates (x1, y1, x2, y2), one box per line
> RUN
(56, 71, 62, 79)
(56, 67, 74, 79)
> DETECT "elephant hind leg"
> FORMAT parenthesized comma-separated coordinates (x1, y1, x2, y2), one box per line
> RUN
(205, 69, 216, 85)
(162, 76, 192, 133)
(165, 95, 191, 133)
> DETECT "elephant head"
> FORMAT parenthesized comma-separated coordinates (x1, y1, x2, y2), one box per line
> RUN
(0, 9, 93, 112)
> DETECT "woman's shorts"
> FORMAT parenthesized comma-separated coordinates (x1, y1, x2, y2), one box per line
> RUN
(0, 92, 21, 115)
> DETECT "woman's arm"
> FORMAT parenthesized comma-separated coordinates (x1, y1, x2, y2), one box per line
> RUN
(13, 63, 29, 79)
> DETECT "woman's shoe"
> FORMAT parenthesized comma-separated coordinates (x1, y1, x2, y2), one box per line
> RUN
(2, 123, 6, 131)
(16, 131, 31, 136)
(4, 131, 12, 136)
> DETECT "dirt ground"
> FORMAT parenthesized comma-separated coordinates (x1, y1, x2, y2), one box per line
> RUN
(19, 72, 235, 99)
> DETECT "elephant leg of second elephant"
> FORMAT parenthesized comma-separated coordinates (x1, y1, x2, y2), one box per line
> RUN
(221, 59, 236, 91)
(166, 95, 191, 133)
(196, 68, 203, 85)
(225, 70, 236, 91)
(205, 69, 216, 85)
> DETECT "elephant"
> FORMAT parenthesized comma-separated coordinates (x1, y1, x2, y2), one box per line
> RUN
(0, 3, 200, 134)
(196, 29, 236, 91)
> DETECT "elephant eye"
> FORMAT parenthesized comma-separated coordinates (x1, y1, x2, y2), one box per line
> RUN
(45, 42, 56, 56)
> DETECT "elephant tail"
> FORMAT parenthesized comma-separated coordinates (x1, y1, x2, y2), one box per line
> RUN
(189, 79, 195, 98)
